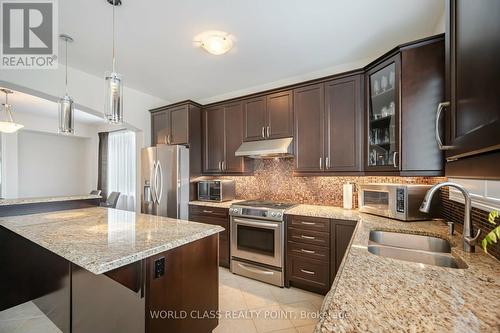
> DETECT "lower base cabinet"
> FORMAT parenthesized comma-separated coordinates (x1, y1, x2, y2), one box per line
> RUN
(189, 205, 230, 267)
(285, 215, 356, 295)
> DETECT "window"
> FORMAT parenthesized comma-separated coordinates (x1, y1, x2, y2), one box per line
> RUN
(107, 131, 136, 211)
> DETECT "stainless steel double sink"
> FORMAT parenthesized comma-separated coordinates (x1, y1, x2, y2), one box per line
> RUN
(367, 230, 467, 269)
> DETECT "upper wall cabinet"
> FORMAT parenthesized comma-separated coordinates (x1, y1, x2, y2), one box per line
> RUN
(202, 102, 252, 175)
(150, 101, 202, 176)
(243, 90, 293, 141)
(294, 73, 364, 175)
(365, 35, 445, 176)
(150, 102, 201, 146)
(443, 0, 500, 162)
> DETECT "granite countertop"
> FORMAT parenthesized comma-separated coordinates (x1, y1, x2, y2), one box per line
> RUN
(285, 204, 359, 221)
(0, 207, 224, 274)
(303, 209, 500, 332)
(0, 194, 101, 206)
(189, 200, 243, 209)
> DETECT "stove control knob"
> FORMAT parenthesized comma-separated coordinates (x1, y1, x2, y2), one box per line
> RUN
(271, 212, 276, 217)
(277, 212, 282, 218)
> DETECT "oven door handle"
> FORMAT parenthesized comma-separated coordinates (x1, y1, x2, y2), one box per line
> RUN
(232, 218, 280, 229)
(237, 262, 275, 276)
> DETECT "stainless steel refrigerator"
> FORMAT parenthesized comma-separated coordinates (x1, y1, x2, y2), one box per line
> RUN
(141, 144, 189, 219)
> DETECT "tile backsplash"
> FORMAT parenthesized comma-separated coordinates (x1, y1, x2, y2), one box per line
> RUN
(216, 159, 445, 207)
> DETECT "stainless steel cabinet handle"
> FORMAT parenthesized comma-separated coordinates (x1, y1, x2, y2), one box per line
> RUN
(325, 156, 330, 169)
(222, 161, 226, 171)
(203, 210, 214, 214)
(300, 269, 316, 275)
(392, 151, 399, 168)
(435, 101, 454, 150)
(319, 157, 323, 170)
(300, 235, 316, 240)
(266, 126, 270, 138)
(218, 161, 222, 171)
(300, 221, 316, 225)
(300, 249, 316, 254)
(261, 127, 265, 138)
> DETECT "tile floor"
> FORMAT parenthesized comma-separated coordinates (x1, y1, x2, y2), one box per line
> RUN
(0, 268, 323, 333)
(215, 268, 323, 333)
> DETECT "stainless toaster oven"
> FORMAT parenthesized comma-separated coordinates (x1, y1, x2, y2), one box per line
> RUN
(358, 184, 437, 221)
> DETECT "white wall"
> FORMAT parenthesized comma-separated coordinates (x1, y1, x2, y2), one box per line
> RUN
(17, 131, 94, 198)
(1, 111, 100, 199)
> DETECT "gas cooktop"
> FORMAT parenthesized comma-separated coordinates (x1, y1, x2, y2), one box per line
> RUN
(234, 200, 297, 210)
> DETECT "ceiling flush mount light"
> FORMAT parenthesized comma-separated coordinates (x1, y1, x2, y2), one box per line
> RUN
(58, 34, 75, 135)
(195, 31, 234, 55)
(0, 89, 24, 133)
(104, 0, 123, 124)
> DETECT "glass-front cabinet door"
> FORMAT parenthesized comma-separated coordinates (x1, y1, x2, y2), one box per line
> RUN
(366, 55, 400, 171)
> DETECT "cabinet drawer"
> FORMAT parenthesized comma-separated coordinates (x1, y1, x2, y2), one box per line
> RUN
(288, 228, 329, 247)
(288, 256, 329, 289)
(287, 241, 329, 262)
(289, 216, 329, 233)
(189, 205, 228, 218)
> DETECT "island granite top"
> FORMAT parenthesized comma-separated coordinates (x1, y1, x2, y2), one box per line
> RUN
(0, 194, 101, 206)
(0, 207, 224, 275)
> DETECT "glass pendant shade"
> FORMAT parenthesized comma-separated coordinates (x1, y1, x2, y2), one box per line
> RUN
(0, 90, 23, 133)
(58, 94, 74, 134)
(104, 71, 123, 124)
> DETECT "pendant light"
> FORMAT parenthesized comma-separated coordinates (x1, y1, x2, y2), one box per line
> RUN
(58, 34, 75, 134)
(104, 0, 123, 124)
(0, 89, 24, 133)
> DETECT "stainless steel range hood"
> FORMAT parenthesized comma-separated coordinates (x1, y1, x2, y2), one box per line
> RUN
(235, 137, 293, 159)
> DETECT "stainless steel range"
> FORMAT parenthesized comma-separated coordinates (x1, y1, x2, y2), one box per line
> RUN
(229, 200, 296, 287)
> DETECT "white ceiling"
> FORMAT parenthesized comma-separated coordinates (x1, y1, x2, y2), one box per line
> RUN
(5, 90, 105, 125)
(59, 0, 445, 104)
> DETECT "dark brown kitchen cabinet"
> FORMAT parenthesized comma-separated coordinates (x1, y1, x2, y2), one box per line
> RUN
(189, 205, 230, 268)
(202, 102, 252, 175)
(443, 0, 500, 166)
(286, 215, 357, 295)
(294, 74, 363, 175)
(330, 219, 356, 280)
(365, 35, 445, 176)
(243, 90, 293, 142)
(294, 84, 325, 173)
(150, 101, 202, 177)
(243, 96, 267, 141)
(325, 75, 364, 172)
(150, 101, 200, 146)
(151, 110, 169, 145)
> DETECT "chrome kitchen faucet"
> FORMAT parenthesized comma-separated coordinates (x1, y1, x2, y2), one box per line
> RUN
(420, 182, 481, 253)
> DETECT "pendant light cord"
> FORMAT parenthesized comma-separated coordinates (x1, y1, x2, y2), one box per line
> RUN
(112, 0, 116, 73)
(65, 39, 68, 95)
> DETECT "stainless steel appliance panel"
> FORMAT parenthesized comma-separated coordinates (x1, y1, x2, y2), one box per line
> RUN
(358, 184, 436, 221)
(141, 145, 189, 219)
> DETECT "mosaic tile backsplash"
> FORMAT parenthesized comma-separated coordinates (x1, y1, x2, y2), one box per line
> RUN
(216, 159, 445, 207)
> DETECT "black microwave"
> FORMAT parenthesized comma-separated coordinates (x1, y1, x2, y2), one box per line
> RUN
(197, 180, 236, 202)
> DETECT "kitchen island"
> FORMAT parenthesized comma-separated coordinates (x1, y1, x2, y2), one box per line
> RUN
(0, 207, 223, 333)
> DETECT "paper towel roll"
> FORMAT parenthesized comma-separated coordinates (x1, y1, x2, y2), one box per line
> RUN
(343, 183, 353, 209)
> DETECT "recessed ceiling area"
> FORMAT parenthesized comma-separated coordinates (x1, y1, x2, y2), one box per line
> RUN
(59, 0, 444, 104)
(5, 90, 105, 125)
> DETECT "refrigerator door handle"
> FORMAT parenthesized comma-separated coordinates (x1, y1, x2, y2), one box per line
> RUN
(157, 161, 164, 204)
(152, 161, 159, 204)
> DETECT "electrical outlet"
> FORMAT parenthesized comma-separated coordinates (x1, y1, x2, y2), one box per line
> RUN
(154, 257, 165, 279)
